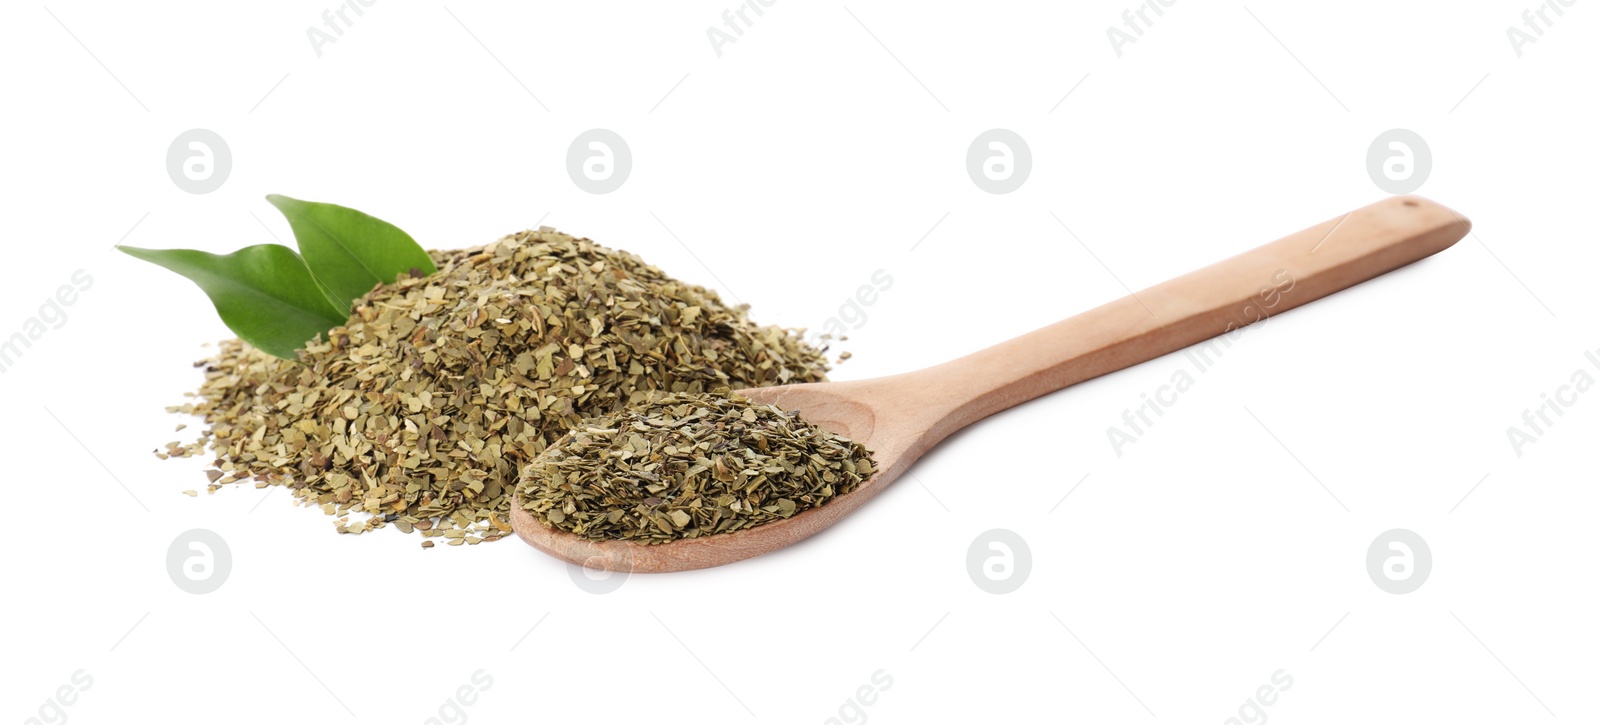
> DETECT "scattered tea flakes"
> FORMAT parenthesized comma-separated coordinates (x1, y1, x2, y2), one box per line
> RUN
(170, 229, 830, 542)
(517, 390, 875, 544)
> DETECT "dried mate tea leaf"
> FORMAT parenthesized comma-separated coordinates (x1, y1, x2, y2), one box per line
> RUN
(171, 229, 831, 543)
(516, 391, 876, 544)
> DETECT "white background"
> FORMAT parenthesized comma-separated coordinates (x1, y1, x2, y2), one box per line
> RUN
(2, 1, 1595, 723)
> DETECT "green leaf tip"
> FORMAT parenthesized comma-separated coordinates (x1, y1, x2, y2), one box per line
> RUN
(265, 194, 437, 309)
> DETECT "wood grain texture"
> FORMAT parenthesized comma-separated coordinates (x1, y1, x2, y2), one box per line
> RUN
(512, 195, 1471, 573)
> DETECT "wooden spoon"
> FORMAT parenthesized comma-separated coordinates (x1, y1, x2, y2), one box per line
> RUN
(512, 195, 1470, 573)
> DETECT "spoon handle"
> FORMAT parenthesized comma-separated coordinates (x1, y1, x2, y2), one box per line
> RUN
(911, 195, 1469, 443)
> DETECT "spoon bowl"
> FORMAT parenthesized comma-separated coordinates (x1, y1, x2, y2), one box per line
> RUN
(512, 195, 1471, 572)
(510, 379, 914, 573)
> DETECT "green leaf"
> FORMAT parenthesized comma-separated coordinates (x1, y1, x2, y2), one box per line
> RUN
(265, 194, 436, 309)
(118, 244, 349, 360)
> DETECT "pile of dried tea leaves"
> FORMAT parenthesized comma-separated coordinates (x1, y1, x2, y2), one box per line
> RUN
(164, 228, 830, 546)
(517, 391, 875, 543)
